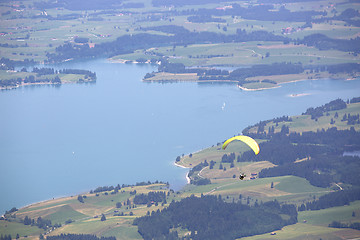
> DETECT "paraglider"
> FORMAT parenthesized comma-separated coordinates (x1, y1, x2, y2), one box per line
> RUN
(222, 135, 260, 180)
(239, 173, 246, 180)
(222, 135, 260, 155)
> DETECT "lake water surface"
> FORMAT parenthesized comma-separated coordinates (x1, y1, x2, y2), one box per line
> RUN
(1, 59, 360, 214)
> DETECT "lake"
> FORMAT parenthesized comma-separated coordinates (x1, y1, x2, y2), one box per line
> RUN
(1, 58, 360, 214)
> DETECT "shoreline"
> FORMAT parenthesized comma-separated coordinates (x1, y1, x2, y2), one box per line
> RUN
(12, 194, 75, 216)
(174, 162, 191, 184)
(143, 78, 240, 83)
(238, 84, 280, 91)
(0, 79, 95, 91)
(0, 82, 61, 91)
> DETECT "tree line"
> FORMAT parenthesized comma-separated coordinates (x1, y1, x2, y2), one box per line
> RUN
(329, 221, 360, 231)
(175, 3, 326, 23)
(259, 154, 360, 187)
(46, 234, 116, 240)
(133, 195, 297, 240)
(90, 181, 168, 194)
(298, 187, 360, 211)
(0, 235, 12, 240)
(0, 57, 36, 70)
(302, 98, 347, 120)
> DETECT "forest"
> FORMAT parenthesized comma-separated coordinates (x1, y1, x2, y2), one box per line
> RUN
(133, 195, 297, 240)
(133, 191, 167, 205)
(89, 181, 168, 194)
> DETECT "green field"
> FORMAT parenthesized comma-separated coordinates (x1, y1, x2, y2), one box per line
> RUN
(0, 221, 43, 239)
(241, 223, 341, 240)
(298, 200, 360, 226)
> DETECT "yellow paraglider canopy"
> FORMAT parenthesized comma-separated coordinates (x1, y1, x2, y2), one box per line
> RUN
(222, 135, 260, 155)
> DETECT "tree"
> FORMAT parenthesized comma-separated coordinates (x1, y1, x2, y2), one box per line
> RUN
(116, 202, 122, 208)
(65, 219, 73, 224)
(271, 182, 274, 188)
(101, 214, 106, 221)
(77, 195, 84, 203)
(24, 216, 31, 225)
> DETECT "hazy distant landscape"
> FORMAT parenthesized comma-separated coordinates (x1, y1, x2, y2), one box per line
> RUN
(1, 0, 360, 239)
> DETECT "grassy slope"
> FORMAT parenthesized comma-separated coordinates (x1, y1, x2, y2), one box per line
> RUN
(4, 184, 170, 239)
